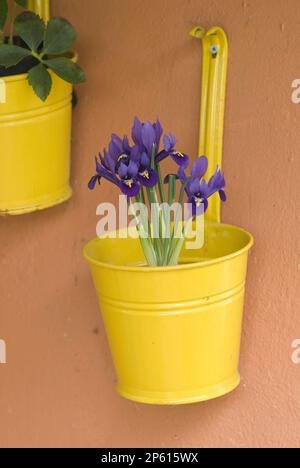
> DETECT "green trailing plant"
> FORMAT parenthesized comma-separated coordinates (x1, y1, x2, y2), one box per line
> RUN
(0, 0, 85, 101)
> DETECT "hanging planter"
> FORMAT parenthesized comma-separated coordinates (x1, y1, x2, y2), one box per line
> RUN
(83, 27, 254, 405)
(0, 1, 85, 215)
(84, 223, 253, 405)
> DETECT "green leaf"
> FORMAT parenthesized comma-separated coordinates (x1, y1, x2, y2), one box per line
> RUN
(0, 0, 8, 33)
(28, 63, 52, 101)
(0, 44, 31, 67)
(43, 17, 76, 55)
(14, 11, 45, 52)
(44, 57, 86, 84)
(15, 0, 27, 7)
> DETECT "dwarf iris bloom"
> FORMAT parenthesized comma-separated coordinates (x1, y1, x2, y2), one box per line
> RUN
(178, 156, 226, 216)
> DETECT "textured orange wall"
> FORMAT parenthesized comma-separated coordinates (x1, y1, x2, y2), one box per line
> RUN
(1, 0, 300, 448)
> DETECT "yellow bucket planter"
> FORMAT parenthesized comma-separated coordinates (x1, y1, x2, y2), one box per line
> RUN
(84, 224, 253, 405)
(0, 68, 73, 215)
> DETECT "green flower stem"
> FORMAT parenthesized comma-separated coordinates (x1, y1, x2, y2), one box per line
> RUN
(151, 144, 156, 170)
(168, 216, 193, 266)
(156, 163, 173, 261)
(129, 199, 157, 267)
(135, 193, 150, 237)
(167, 179, 188, 263)
(162, 175, 177, 264)
(149, 145, 168, 264)
(146, 186, 164, 265)
(140, 185, 146, 205)
(147, 146, 164, 262)
(156, 163, 166, 204)
(168, 176, 176, 206)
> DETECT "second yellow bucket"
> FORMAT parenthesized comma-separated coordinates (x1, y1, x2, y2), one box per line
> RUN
(0, 3, 73, 216)
(0, 69, 73, 216)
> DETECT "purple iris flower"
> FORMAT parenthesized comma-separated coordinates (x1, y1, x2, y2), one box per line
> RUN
(91, 134, 133, 182)
(88, 136, 158, 196)
(178, 156, 226, 216)
(89, 132, 144, 197)
(131, 118, 161, 187)
(156, 133, 189, 168)
(107, 134, 132, 172)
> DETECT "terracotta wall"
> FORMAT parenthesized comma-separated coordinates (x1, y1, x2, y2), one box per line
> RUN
(1, 0, 300, 448)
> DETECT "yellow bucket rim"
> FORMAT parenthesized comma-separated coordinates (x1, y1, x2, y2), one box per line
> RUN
(1, 51, 78, 83)
(83, 222, 254, 273)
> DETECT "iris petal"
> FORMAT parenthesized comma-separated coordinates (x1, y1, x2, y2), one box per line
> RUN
(95, 157, 102, 174)
(132, 117, 143, 147)
(163, 133, 176, 153)
(199, 179, 210, 197)
(108, 140, 120, 162)
(177, 166, 186, 182)
(171, 152, 189, 168)
(138, 169, 158, 188)
(142, 122, 157, 154)
(127, 160, 139, 178)
(130, 145, 141, 164)
(120, 179, 140, 197)
(155, 149, 168, 164)
(219, 190, 227, 202)
(118, 162, 128, 179)
(111, 134, 123, 152)
(208, 168, 226, 193)
(123, 136, 131, 154)
(187, 195, 208, 216)
(154, 119, 163, 149)
(191, 156, 208, 180)
(88, 175, 100, 190)
(141, 152, 151, 168)
(189, 178, 201, 195)
(104, 148, 116, 174)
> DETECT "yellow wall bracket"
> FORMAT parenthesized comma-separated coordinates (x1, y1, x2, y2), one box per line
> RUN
(190, 26, 228, 223)
(28, 0, 50, 23)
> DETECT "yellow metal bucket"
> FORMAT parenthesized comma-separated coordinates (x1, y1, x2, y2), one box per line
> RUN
(84, 223, 253, 405)
(0, 68, 73, 215)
